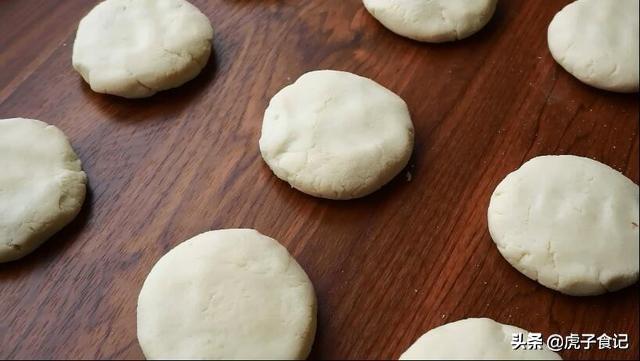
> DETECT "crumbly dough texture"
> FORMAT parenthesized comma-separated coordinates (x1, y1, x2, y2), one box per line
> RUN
(72, 0, 213, 98)
(400, 318, 562, 360)
(0, 118, 87, 263)
(362, 0, 498, 42)
(259, 70, 414, 200)
(137, 229, 317, 360)
(488, 155, 639, 296)
(547, 0, 639, 93)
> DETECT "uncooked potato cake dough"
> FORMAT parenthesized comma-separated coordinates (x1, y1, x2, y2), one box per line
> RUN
(400, 318, 562, 360)
(363, 0, 498, 42)
(72, 0, 213, 98)
(488, 155, 639, 296)
(137, 229, 317, 360)
(548, 0, 639, 93)
(260, 70, 414, 200)
(0, 118, 87, 263)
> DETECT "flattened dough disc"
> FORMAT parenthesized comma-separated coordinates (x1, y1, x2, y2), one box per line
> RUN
(260, 70, 414, 200)
(363, 0, 498, 42)
(72, 0, 213, 98)
(0, 118, 87, 263)
(548, 0, 640, 93)
(137, 229, 317, 360)
(488, 155, 639, 296)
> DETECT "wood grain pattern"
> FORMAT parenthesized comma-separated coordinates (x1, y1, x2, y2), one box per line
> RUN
(0, 0, 638, 359)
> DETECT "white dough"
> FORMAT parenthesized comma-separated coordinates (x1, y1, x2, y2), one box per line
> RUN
(400, 318, 562, 360)
(259, 70, 414, 200)
(362, 0, 498, 42)
(547, 0, 640, 93)
(72, 0, 213, 98)
(488, 155, 639, 296)
(137, 229, 317, 360)
(0, 118, 87, 263)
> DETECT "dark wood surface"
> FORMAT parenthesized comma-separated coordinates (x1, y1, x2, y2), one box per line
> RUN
(0, 0, 638, 359)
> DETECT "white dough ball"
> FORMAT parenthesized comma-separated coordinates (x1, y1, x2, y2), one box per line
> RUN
(0, 118, 87, 263)
(72, 0, 213, 98)
(260, 70, 414, 200)
(363, 0, 498, 42)
(548, 0, 639, 93)
(488, 155, 639, 296)
(137, 229, 317, 360)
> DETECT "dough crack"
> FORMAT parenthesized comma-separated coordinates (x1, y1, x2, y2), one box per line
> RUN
(135, 78, 154, 92)
(546, 239, 560, 287)
(161, 46, 193, 63)
(6, 241, 22, 251)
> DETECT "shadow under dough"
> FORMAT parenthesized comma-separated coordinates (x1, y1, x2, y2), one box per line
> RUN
(81, 51, 220, 123)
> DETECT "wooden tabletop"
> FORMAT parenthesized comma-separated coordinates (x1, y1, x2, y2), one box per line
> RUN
(1, 0, 638, 359)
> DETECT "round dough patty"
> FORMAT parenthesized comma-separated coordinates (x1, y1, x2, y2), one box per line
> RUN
(363, 0, 498, 43)
(72, 0, 213, 98)
(137, 229, 317, 360)
(259, 70, 414, 200)
(400, 318, 562, 360)
(547, 0, 639, 93)
(488, 155, 639, 296)
(0, 118, 87, 263)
